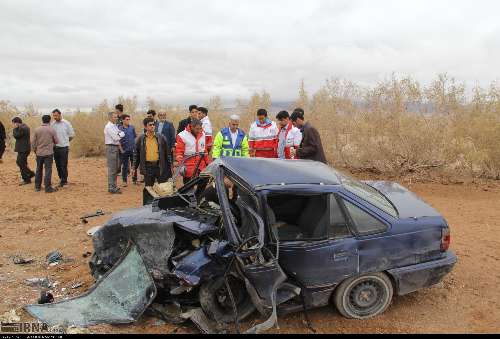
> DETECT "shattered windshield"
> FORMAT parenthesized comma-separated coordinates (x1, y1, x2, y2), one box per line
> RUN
(26, 245, 156, 327)
(337, 172, 398, 218)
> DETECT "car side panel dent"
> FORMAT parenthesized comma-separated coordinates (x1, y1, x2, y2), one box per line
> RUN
(357, 227, 443, 274)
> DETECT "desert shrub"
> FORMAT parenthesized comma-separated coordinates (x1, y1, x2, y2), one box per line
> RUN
(303, 74, 500, 179)
(2, 75, 500, 180)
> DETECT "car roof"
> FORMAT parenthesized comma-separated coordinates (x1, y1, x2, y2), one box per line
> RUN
(204, 157, 342, 188)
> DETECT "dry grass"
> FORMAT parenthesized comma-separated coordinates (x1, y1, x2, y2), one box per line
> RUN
(1, 74, 500, 181)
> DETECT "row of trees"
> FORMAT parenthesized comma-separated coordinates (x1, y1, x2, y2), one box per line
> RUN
(1, 73, 500, 179)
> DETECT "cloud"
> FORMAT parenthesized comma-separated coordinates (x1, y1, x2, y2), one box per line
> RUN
(0, 0, 499, 108)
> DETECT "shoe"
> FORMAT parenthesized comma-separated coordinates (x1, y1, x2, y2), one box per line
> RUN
(35, 187, 41, 192)
(109, 188, 122, 194)
(58, 182, 67, 188)
(19, 180, 31, 186)
(45, 187, 58, 193)
(29, 172, 35, 179)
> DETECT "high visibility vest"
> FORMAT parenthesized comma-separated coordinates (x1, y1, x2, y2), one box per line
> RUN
(220, 127, 246, 157)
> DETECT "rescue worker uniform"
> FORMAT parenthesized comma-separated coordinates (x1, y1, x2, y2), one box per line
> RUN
(200, 115, 213, 153)
(277, 122, 302, 159)
(212, 127, 250, 158)
(248, 118, 279, 158)
(176, 125, 211, 183)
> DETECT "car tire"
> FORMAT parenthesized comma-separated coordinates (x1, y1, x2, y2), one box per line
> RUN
(333, 272, 393, 319)
(199, 275, 256, 324)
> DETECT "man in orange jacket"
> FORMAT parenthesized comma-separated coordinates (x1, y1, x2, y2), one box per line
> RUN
(176, 119, 211, 184)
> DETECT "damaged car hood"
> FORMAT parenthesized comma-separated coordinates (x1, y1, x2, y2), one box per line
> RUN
(91, 204, 219, 279)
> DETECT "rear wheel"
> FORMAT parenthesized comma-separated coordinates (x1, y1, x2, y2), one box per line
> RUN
(199, 275, 256, 323)
(334, 272, 393, 319)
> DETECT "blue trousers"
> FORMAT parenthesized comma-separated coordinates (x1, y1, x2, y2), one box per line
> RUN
(120, 151, 134, 183)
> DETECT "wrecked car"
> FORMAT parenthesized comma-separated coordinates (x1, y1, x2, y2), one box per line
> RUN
(27, 157, 457, 332)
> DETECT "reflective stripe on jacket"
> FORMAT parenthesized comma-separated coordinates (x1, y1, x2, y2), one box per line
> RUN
(175, 125, 210, 178)
(212, 127, 249, 158)
(201, 116, 213, 150)
(248, 120, 278, 158)
(280, 122, 303, 159)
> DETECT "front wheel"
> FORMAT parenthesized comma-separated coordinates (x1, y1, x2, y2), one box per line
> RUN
(333, 272, 393, 319)
(199, 275, 256, 323)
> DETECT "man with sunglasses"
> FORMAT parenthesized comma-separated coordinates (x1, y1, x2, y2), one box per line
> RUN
(133, 117, 172, 187)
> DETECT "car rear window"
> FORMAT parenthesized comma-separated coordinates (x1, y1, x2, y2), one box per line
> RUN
(337, 173, 398, 218)
(342, 200, 388, 235)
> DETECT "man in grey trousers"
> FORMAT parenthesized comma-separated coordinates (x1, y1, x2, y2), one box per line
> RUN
(32, 115, 59, 193)
(104, 112, 125, 194)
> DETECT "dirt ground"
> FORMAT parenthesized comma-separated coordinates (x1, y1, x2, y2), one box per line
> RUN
(0, 150, 499, 334)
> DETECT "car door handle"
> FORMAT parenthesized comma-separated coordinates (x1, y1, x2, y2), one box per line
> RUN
(333, 251, 349, 262)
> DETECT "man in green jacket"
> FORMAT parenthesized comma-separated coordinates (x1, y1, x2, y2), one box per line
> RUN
(212, 115, 250, 159)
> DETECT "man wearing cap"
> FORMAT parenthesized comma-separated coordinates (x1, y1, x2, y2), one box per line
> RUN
(212, 115, 249, 159)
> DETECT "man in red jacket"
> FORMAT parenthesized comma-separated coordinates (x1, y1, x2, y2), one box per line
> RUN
(248, 109, 279, 158)
(276, 110, 302, 159)
(176, 119, 211, 184)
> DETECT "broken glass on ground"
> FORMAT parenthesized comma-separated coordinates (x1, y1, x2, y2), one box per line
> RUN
(25, 244, 156, 327)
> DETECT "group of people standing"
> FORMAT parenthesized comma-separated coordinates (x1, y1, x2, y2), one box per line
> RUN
(0, 103, 326, 196)
(1, 110, 75, 193)
(104, 104, 327, 194)
(104, 104, 213, 193)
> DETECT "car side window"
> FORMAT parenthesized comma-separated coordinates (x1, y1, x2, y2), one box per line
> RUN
(342, 199, 388, 235)
(329, 195, 351, 239)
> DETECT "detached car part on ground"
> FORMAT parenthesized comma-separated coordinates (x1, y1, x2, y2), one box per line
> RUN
(26, 158, 457, 333)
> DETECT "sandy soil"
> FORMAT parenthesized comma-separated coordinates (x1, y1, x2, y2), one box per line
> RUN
(0, 150, 499, 334)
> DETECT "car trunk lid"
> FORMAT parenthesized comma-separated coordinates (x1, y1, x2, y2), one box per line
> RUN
(363, 181, 441, 219)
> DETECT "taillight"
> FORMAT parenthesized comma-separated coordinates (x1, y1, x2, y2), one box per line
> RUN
(441, 228, 451, 252)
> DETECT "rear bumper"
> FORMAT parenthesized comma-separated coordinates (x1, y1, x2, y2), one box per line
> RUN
(387, 251, 457, 296)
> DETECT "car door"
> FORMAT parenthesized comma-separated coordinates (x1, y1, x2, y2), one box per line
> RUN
(276, 194, 359, 288)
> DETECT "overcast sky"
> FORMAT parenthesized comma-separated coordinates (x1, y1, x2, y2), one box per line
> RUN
(0, 0, 499, 108)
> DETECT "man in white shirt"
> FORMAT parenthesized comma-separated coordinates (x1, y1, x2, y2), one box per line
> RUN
(197, 107, 213, 153)
(104, 112, 125, 194)
(51, 109, 75, 187)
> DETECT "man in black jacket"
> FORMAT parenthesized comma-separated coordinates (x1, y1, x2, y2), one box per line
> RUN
(133, 117, 172, 187)
(12, 117, 35, 184)
(290, 109, 327, 164)
(177, 105, 199, 134)
(0, 120, 6, 163)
